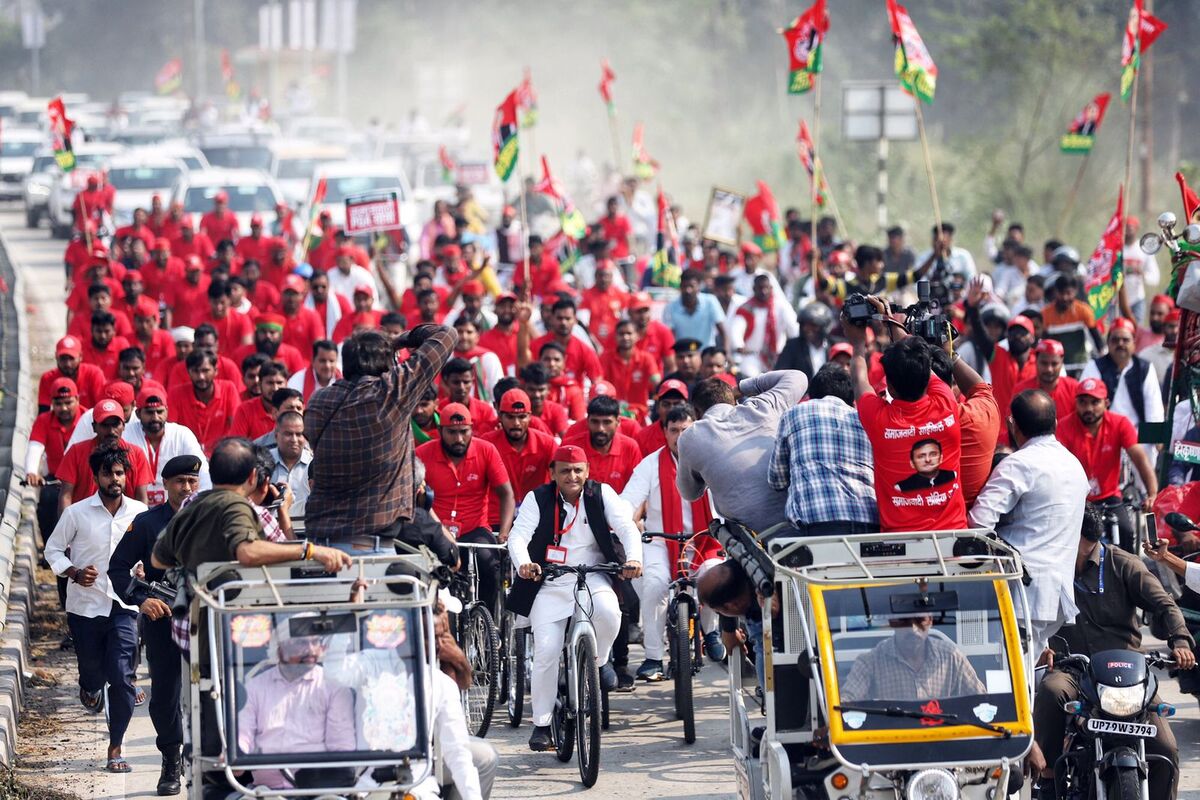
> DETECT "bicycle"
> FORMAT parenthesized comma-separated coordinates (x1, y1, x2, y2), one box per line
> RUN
(641, 531, 707, 744)
(499, 547, 533, 728)
(541, 561, 623, 788)
(450, 539, 506, 738)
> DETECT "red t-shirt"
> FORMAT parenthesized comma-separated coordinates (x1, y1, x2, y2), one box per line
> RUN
(235, 235, 272, 265)
(955, 383, 1001, 508)
(579, 286, 629, 345)
(165, 355, 245, 393)
(478, 326, 518, 375)
(481, 427, 555, 524)
(30, 408, 83, 476)
(167, 379, 240, 455)
(1011, 375, 1080, 427)
(80, 336, 131, 380)
(247, 281, 283, 315)
(581, 433, 643, 493)
(228, 397, 276, 440)
(38, 364, 105, 409)
(170, 233, 216, 263)
(512, 256, 564, 298)
(531, 334, 603, 387)
(282, 307, 327, 356)
(634, 422, 668, 457)
(1056, 411, 1136, 501)
(548, 377, 587, 420)
(600, 349, 660, 415)
(331, 309, 384, 343)
(229, 342, 308, 374)
(635, 320, 676, 370)
(201, 310, 254, 353)
(561, 416, 641, 444)
(200, 211, 240, 243)
(165, 276, 213, 329)
(989, 347, 1038, 424)
(415, 438, 510, 536)
(599, 215, 633, 259)
(67, 308, 134, 341)
(135, 329, 178, 383)
(57, 438, 152, 500)
(535, 400, 570, 437)
(140, 260, 186, 305)
(67, 278, 124, 316)
(438, 396, 499, 437)
(857, 378, 966, 532)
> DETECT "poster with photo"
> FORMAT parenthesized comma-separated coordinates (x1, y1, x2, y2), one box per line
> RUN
(701, 187, 747, 246)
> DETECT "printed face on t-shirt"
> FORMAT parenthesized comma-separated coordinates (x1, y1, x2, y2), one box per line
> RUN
(910, 440, 942, 478)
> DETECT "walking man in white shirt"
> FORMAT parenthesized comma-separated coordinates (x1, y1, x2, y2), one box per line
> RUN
(621, 406, 725, 681)
(506, 445, 643, 752)
(122, 385, 210, 506)
(968, 389, 1089, 654)
(44, 445, 149, 774)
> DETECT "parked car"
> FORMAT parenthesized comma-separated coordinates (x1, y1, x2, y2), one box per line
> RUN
(22, 150, 58, 228)
(105, 152, 188, 226)
(0, 127, 44, 201)
(171, 168, 296, 239)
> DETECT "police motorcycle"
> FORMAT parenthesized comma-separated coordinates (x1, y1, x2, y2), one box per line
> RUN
(719, 522, 1034, 800)
(185, 551, 446, 799)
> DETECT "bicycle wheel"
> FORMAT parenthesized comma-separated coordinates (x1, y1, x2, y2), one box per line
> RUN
(673, 598, 696, 744)
(507, 622, 528, 728)
(574, 635, 603, 787)
(552, 650, 575, 763)
(464, 604, 499, 738)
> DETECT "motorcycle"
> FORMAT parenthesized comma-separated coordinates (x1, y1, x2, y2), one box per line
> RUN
(1047, 647, 1179, 800)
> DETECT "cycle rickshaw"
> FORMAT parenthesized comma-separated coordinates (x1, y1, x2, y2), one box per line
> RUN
(724, 525, 1036, 800)
(185, 551, 443, 799)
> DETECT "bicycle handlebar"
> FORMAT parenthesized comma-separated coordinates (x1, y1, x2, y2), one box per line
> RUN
(641, 531, 694, 543)
(455, 541, 509, 551)
(542, 562, 624, 581)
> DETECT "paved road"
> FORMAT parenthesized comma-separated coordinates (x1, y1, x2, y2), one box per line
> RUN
(3, 203, 1198, 800)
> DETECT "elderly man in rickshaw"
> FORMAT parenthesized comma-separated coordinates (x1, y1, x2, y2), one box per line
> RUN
(840, 614, 986, 703)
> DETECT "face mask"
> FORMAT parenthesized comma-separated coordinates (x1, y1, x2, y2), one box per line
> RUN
(894, 623, 929, 655)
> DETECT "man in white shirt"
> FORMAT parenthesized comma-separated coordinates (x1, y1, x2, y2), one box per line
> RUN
(1080, 317, 1164, 464)
(730, 274, 800, 377)
(287, 340, 340, 401)
(621, 407, 725, 682)
(968, 389, 1089, 654)
(123, 385, 210, 506)
(916, 223, 978, 286)
(326, 249, 376, 306)
(44, 445, 149, 773)
(506, 445, 642, 752)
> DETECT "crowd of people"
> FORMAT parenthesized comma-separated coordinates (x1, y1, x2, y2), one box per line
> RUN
(23, 165, 1200, 799)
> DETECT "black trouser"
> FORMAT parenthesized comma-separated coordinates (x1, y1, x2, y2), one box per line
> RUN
(610, 580, 640, 670)
(458, 527, 501, 614)
(35, 481, 67, 609)
(144, 617, 183, 756)
(67, 606, 138, 749)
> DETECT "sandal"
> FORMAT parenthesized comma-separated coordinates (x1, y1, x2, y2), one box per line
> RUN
(80, 688, 104, 714)
(134, 686, 146, 706)
(106, 757, 131, 774)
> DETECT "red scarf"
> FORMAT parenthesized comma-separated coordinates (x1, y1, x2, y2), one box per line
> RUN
(737, 298, 779, 364)
(658, 447, 717, 577)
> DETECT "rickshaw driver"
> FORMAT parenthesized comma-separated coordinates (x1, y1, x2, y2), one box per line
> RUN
(840, 615, 986, 703)
(237, 622, 356, 791)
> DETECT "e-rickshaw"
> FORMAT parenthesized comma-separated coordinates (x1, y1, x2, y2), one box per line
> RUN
(724, 526, 1035, 800)
(186, 552, 443, 799)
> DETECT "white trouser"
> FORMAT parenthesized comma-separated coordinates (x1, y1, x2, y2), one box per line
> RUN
(696, 557, 724, 634)
(634, 540, 672, 660)
(530, 588, 620, 727)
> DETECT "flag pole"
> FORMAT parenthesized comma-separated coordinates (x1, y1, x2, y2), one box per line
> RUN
(816, 163, 850, 246)
(607, 108, 623, 178)
(1123, 65, 1141, 231)
(517, 138, 532, 292)
(809, 75, 823, 271)
(912, 95, 944, 242)
(1056, 153, 1092, 238)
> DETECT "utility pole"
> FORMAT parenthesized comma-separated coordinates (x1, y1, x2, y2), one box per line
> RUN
(193, 0, 208, 99)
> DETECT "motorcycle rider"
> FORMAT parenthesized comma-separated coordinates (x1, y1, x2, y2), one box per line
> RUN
(1029, 504, 1195, 800)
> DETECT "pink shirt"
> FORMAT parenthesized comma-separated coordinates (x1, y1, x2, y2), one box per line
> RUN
(238, 665, 356, 788)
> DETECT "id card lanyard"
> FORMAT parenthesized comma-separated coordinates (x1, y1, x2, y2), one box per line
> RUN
(547, 495, 581, 565)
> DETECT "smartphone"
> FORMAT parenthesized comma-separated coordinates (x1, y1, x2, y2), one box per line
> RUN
(1144, 513, 1159, 547)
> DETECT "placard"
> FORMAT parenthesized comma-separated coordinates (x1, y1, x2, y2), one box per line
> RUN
(344, 189, 401, 234)
(701, 186, 746, 247)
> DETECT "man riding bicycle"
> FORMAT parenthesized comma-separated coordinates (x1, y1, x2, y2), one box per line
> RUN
(506, 445, 643, 752)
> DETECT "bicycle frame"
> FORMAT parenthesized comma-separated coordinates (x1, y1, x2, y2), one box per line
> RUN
(563, 575, 601, 716)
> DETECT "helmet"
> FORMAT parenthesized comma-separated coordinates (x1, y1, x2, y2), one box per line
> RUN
(1050, 245, 1080, 266)
(799, 301, 834, 332)
(979, 301, 1010, 326)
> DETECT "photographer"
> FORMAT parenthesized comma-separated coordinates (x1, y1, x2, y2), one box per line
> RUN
(107, 455, 202, 795)
(843, 295, 967, 532)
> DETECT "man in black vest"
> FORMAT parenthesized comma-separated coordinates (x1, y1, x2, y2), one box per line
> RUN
(1080, 316, 1164, 452)
(506, 444, 643, 752)
(107, 454, 202, 796)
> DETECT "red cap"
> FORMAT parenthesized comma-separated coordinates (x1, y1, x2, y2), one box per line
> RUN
(498, 389, 532, 414)
(89, 240, 107, 255)
(86, 174, 99, 188)
(740, 241, 762, 256)
(250, 213, 263, 226)
(136, 386, 167, 410)
(630, 292, 653, 310)
(714, 372, 738, 388)
(440, 402, 473, 427)
(56, 335, 83, 357)
(656, 378, 690, 400)
(591, 380, 616, 398)
(1076, 377, 1108, 400)
(503, 205, 516, 216)
(496, 291, 518, 303)
(133, 297, 159, 319)
(1166, 308, 1183, 324)
(213, 190, 229, 203)
(282, 274, 307, 294)
(1151, 294, 1175, 309)
(50, 377, 78, 399)
(1109, 317, 1136, 335)
(335, 244, 355, 259)
(1033, 338, 1065, 358)
(352, 283, 375, 298)
(103, 381, 135, 406)
(94, 398, 124, 423)
(123, 269, 143, 283)
(349, 311, 378, 329)
(829, 342, 855, 359)
(442, 244, 462, 258)
(1126, 215, 1141, 229)
(1007, 315, 1035, 336)
(461, 280, 484, 297)
(185, 255, 204, 272)
(553, 444, 587, 464)
(153, 237, 171, 252)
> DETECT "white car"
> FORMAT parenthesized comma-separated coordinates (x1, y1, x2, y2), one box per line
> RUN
(11, 98, 51, 130)
(105, 152, 188, 227)
(22, 150, 57, 227)
(268, 139, 348, 208)
(171, 168, 295, 238)
(46, 141, 126, 238)
(152, 140, 210, 172)
(309, 160, 418, 244)
(0, 127, 44, 200)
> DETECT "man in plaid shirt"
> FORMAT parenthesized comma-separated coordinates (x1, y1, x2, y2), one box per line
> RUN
(767, 363, 878, 535)
(304, 324, 457, 551)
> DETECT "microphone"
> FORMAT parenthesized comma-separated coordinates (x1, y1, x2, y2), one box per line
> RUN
(1164, 512, 1198, 533)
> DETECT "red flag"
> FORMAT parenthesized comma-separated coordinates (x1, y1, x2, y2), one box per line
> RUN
(220, 49, 234, 83)
(1083, 186, 1125, 320)
(796, 121, 828, 207)
(534, 155, 565, 203)
(598, 59, 616, 112)
(886, 0, 938, 103)
(1121, 0, 1167, 100)
(492, 90, 520, 181)
(782, 0, 829, 94)
(1060, 93, 1111, 154)
(517, 68, 538, 128)
(155, 58, 183, 95)
(1177, 172, 1200, 225)
(47, 96, 76, 171)
(743, 180, 784, 252)
(438, 146, 456, 182)
(311, 176, 327, 207)
(631, 122, 659, 179)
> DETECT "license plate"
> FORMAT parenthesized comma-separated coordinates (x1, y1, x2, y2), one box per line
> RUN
(1085, 718, 1157, 738)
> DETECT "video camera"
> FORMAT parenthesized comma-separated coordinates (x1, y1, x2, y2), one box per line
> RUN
(125, 573, 186, 610)
(842, 280, 955, 346)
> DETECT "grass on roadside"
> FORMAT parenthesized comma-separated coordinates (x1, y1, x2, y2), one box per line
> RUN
(0, 766, 79, 799)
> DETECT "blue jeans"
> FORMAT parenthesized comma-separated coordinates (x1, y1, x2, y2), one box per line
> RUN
(745, 617, 765, 689)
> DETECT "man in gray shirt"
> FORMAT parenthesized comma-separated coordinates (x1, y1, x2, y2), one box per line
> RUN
(676, 371, 809, 534)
